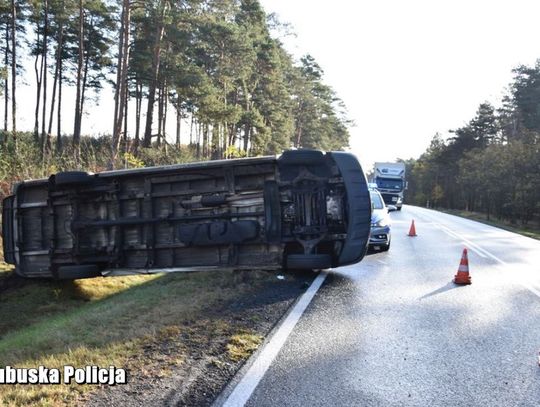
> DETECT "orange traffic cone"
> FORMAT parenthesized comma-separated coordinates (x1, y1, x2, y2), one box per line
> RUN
(407, 220, 417, 237)
(453, 248, 472, 285)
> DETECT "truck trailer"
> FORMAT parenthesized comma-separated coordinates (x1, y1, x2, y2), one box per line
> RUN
(373, 162, 406, 210)
(2, 150, 371, 279)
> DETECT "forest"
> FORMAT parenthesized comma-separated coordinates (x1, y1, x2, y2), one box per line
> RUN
(0, 0, 351, 199)
(406, 62, 540, 228)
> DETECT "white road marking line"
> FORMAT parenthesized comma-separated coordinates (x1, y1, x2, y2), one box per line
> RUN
(514, 278, 540, 299)
(437, 225, 488, 258)
(221, 270, 328, 407)
(461, 242, 488, 258)
(436, 222, 503, 261)
(529, 283, 540, 298)
(416, 210, 540, 299)
(416, 211, 491, 259)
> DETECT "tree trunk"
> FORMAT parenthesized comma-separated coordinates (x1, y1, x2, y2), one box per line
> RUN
(162, 84, 168, 144)
(56, 50, 63, 152)
(175, 101, 181, 146)
(134, 80, 141, 148)
(295, 125, 302, 148)
(48, 64, 59, 139)
(79, 40, 90, 131)
(10, 0, 16, 147)
(33, 30, 43, 143)
(123, 90, 128, 142)
(112, 2, 124, 144)
(4, 24, 8, 134)
(41, 0, 50, 156)
(211, 123, 220, 159)
(196, 121, 201, 159)
(73, 0, 84, 154)
(203, 123, 209, 158)
(222, 122, 227, 157)
(48, 21, 62, 144)
(111, 0, 130, 167)
(142, 1, 167, 147)
(243, 124, 251, 152)
(189, 113, 193, 145)
(156, 84, 163, 147)
(227, 123, 234, 153)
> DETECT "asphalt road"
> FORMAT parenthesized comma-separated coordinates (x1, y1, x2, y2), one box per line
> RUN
(233, 205, 540, 407)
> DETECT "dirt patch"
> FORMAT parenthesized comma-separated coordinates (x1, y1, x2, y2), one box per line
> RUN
(85, 271, 313, 407)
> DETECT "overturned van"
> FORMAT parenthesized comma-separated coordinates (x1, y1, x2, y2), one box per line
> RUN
(1, 150, 371, 279)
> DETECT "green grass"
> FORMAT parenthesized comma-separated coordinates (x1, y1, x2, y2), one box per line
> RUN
(437, 208, 540, 240)
(0, 269, 274, 406)
(0, 274, 162, 335)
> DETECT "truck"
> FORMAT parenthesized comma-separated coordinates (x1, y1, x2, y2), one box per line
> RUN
(1, 150, 372, 280)
(372, 162, 406, 210)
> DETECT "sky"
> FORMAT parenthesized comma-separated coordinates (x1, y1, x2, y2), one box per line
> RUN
(258, 0, 540, 170)
(14, 0, 540, 171)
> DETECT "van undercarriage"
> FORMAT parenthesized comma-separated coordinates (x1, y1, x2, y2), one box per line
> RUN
(2, 150, 371, 279)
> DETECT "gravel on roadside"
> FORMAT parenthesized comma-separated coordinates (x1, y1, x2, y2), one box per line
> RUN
(85, 270, 315, 407)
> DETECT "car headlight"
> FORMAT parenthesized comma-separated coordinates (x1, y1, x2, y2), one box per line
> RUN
(372, 219, 388, 227)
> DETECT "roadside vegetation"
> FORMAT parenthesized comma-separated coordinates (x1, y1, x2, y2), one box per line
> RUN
(226, 331, 263, 361)
(405, 61, 540, 234)
(437, 208, 540, 241)
(0, 0, 350, 191)
(0, 269, 276, 406)
(0, 131, 199, 198)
